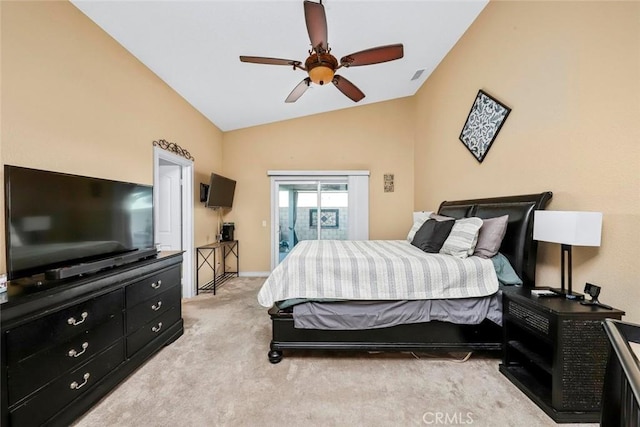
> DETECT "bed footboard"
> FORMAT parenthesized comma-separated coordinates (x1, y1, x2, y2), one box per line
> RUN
(268, 307, 502, 363)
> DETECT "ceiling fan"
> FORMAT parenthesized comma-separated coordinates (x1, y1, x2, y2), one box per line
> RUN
(239, 0, 404, 103)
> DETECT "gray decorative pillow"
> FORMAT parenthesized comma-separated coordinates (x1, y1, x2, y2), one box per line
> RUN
(439, 217, 484, 259)
(474, 215, 509, 259)
(410, 219, 455, 253)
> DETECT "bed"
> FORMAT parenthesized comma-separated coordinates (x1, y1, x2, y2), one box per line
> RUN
(261, 192, 553, 363)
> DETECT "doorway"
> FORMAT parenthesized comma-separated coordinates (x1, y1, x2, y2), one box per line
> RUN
(276, 181, 349, 263)
(268, 170, 369, 269)
(157, 160, 182, 251)
(153, 147, 195, 298)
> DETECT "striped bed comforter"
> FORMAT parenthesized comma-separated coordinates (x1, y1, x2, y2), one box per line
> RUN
(257, 240, 499, 308)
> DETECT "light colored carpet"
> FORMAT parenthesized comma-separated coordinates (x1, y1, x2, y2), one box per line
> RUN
(74, 277, 596, 427)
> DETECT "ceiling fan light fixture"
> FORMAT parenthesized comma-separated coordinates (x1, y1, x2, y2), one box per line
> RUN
(305, 52, 338, 85)
(308, 65, 335, 85)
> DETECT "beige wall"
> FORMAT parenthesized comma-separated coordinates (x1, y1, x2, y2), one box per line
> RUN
(0, 1, 223, 273)
(2, 1, 638, 322)
(222, 98, 415, 272)
(414, 1, 640, 321)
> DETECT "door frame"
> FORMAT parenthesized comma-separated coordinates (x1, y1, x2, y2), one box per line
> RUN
(271, 179, 328, 269)
(153, 147, 195, 298)
(268, 170, 369, 270)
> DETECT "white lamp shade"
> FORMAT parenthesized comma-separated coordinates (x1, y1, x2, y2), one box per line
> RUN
(534, 211, 602, 247)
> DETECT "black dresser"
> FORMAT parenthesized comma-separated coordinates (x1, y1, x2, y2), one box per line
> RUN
(0, 252, 184, 426)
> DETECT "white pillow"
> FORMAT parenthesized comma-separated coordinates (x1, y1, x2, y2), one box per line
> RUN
(439, 217, 483, 258)
(407, 211, 433, 242)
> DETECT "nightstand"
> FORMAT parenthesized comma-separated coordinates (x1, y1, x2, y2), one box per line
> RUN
(499, 287, 624, 423)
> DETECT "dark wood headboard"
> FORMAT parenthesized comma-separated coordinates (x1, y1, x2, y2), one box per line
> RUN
(437, 192, 553, 288)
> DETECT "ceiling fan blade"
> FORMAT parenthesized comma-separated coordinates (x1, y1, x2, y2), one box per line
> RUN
(240, 56, 301, 67)
(304, 1, 328, 51)
(285, 78, 311, 103)
(332, 75, 365, 102)
(340, 44, 404, 67)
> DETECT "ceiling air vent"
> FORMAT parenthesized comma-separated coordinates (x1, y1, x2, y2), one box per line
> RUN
(411, 69, 425, 81)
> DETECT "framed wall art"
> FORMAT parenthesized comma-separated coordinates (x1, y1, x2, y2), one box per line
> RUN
(384, 173, 394, 193)
(459, 90, 511, 163)
(309, 209, 339, 229)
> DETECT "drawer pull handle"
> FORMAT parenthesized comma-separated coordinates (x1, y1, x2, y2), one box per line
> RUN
(152, 322, 163, 333)
(151, 280, 162, 290)
(68, 342, 89, 358)
(70, 373, 90, 390)
(67, 312, 88, 326)
(152, 301, 163, 311)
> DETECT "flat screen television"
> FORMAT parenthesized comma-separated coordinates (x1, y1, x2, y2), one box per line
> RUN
(205, 173, 236, 209)
(4, 165, 155, 281)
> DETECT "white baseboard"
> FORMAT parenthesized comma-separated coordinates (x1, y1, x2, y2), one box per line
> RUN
(239, 271, 270, 278)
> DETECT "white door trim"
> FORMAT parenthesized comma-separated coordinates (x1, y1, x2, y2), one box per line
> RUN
(268, 170, 370, 270)
(153, 147, 195, 298)
(268, 170, 369, 176)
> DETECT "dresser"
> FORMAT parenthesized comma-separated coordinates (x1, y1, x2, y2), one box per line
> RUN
(0, 252, 184, 426)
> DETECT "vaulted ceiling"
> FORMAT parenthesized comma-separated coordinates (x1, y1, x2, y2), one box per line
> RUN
(72, 0, 488, 131)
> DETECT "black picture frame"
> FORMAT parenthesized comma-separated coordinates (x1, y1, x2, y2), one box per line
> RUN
(459, 90, 511, 163)
(309, 209, 339, 229)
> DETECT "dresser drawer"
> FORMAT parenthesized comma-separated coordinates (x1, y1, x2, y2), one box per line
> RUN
(7, 313, 123, 406)
(126, 266, 181, 308)
(6, 289, 124, 364)
(9, 340, 125, 427)
(127, 284, 181, 334)
(126, 306, 181, 357)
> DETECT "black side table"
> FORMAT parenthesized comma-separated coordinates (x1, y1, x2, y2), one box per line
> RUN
(499, 287, 624, 423)
(195, 241, 239, 295)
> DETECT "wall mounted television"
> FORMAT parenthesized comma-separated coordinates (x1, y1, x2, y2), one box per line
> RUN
(205, 173, 236, 209)
(4, 165, 155, 281)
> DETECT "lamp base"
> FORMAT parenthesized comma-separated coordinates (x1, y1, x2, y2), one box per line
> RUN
(549, 287, 585, 301)
(580, 299, 613, 310)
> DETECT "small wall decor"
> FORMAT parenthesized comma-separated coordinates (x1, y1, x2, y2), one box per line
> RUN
(152, 139, 195, 161)
(310, 209, 339, 229)
(459, 90, 511, 163)
(384, 173, 395, 193)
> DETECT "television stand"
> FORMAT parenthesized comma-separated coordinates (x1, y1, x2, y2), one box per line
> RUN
(1, 252, 184, 426)
(45, 248, 159, 280)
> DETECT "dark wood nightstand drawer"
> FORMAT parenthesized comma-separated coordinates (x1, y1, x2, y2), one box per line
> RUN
(126, 266, 181, 308)
(6, 289, 124, 364)
(505, 298, 552, 338)
(126, 306, 181, 357)
(7, 313, 123, 406)
(9, 340, 125, 427)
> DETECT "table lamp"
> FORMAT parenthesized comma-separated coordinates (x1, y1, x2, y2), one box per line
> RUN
(533, 211, 602, 300)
